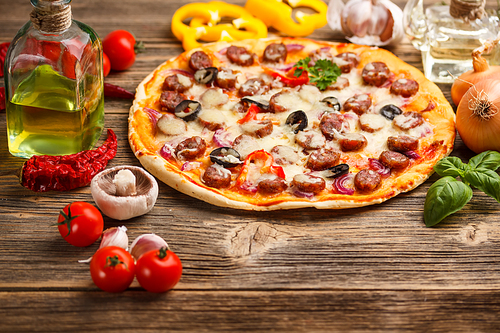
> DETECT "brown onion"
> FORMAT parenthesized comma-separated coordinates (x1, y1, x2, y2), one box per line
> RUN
(456, 79, 500, 154)
(451, 36, 500, 106)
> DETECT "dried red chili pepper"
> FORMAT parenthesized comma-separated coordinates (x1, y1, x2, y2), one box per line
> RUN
(0, 42, 9, 78)
(0, 87, 5, 111)
(104, 83, 135, 99)
(20, 129, 117, 192)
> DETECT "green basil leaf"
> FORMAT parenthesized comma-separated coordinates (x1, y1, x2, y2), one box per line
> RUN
(469, 150, 500, 171)
(433, 157, 465, 177)
(424, 176, 473, 227)
(464, 168, 500, 203)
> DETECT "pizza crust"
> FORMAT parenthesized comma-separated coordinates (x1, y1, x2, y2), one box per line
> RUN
(129, 37, 455, 211)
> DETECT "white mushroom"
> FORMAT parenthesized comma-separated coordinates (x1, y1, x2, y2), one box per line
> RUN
(91, 166, 159, 220)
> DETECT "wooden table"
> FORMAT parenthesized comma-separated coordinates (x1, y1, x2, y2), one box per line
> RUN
(1, 0, 500, 331)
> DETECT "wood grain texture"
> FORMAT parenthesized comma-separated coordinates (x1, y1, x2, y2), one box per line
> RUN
(2, 290, 500, 332)
(1, 0, 500, 331)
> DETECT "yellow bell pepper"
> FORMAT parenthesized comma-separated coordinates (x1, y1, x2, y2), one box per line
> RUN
(244, 0, 328, 37)
(171, 1, 267, 51)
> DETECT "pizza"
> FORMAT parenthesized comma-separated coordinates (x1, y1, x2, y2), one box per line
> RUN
(128, 37, 455, 210)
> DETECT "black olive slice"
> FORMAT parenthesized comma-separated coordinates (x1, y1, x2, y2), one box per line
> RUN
(194, 67, 218, 85)
(321, 96, 341, 112)
(285, 110, 308, 133)
(210, 147, 242, 168)
(324, 163, 349, 178)
(175, 100, 201, 121)
(241, 96, 270, 110)
(380, 104, 403, 120)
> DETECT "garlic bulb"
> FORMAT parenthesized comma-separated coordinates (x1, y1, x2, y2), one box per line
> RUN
(327, 0, 404, 46)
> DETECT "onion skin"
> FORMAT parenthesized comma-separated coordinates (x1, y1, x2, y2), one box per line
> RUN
(451, 38, 500, 106)
(456, 79, 500, 154)
(451, 63, 499, 106)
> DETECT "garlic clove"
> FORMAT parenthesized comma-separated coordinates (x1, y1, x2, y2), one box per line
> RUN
(379, 7, 394, 42)
(379, 0, 404, 43)
(327, 0, 345, 32)
(78, 226, 129, 263)
(99, 226, 129, 250)
(342, 0, 373, 37)
(368, 4, 389, 37)
(130, 234, 168, 260)
(328, 0, 404, 46)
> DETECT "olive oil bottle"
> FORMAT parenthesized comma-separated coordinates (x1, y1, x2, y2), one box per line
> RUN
(4, 0, 104, 158)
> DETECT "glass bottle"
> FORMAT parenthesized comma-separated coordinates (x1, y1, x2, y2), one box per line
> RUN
(403, 0, 500, 83)
(4, 0, 104, 158)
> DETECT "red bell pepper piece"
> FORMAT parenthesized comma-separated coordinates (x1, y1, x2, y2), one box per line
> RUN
(270, 165, 286, 179)
(264, 66, 309, 87)
(237, 103, 260, 124)
(236, 150, 286, 187)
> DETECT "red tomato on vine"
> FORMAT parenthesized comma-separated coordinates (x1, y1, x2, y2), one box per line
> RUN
(90, 246, 135, 293)
(102, 30, 143, 71)
(57, 201, 103, 247)
(136, 247, 182, 293)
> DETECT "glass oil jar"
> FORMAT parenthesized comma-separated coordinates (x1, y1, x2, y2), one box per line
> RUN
(403, 0, 500, 83)
(4, 0, 104, 158)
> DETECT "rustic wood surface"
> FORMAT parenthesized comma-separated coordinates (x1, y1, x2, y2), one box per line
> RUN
(1, 0, 500, 331)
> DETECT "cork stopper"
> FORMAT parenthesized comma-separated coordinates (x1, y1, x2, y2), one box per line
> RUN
(449, 0, 486, 21)
(30, 0, 72, 33)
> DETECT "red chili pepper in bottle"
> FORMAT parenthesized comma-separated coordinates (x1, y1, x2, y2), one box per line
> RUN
(104, 83, 135, 99)
(20, 129, 117, 192)
(0, 42, 9, 78)
(0, 87, 5, 111)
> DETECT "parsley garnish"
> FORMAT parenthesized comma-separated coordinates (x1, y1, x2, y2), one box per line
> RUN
(293, 57, 341, 91)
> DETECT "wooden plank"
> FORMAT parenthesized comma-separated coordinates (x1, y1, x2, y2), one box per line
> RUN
(1, 0, 500, 331)
(1, 290, 500, 332)
(0, 189, 499, 290)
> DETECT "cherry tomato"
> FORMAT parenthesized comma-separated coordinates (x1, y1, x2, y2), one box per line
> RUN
(90, 246, 135, 293)
(102, 30, 138, 71)
(102, 52, 111, 77)
(136, 247, 182, 293)
(57, 202, 103, 247)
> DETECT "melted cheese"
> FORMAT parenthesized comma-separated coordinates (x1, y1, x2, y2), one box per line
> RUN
(200, 89, 229, 108)
(157, 115, 187, 136)
(299, 85, 322, 104)
(155, 51, 434, 186)
(177, 74, 192, 88)
(359, 113, 386, 132)
(233, 135, 260, 159)
(272, 145, 300, 164)
(212, 163, 231, 177)
(198, 108, 226, 125)
(240, 120, 269, 135)
(275, 90, 312, 111)
(294, 173, 323, 184)
(364, 63, 375, 71)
